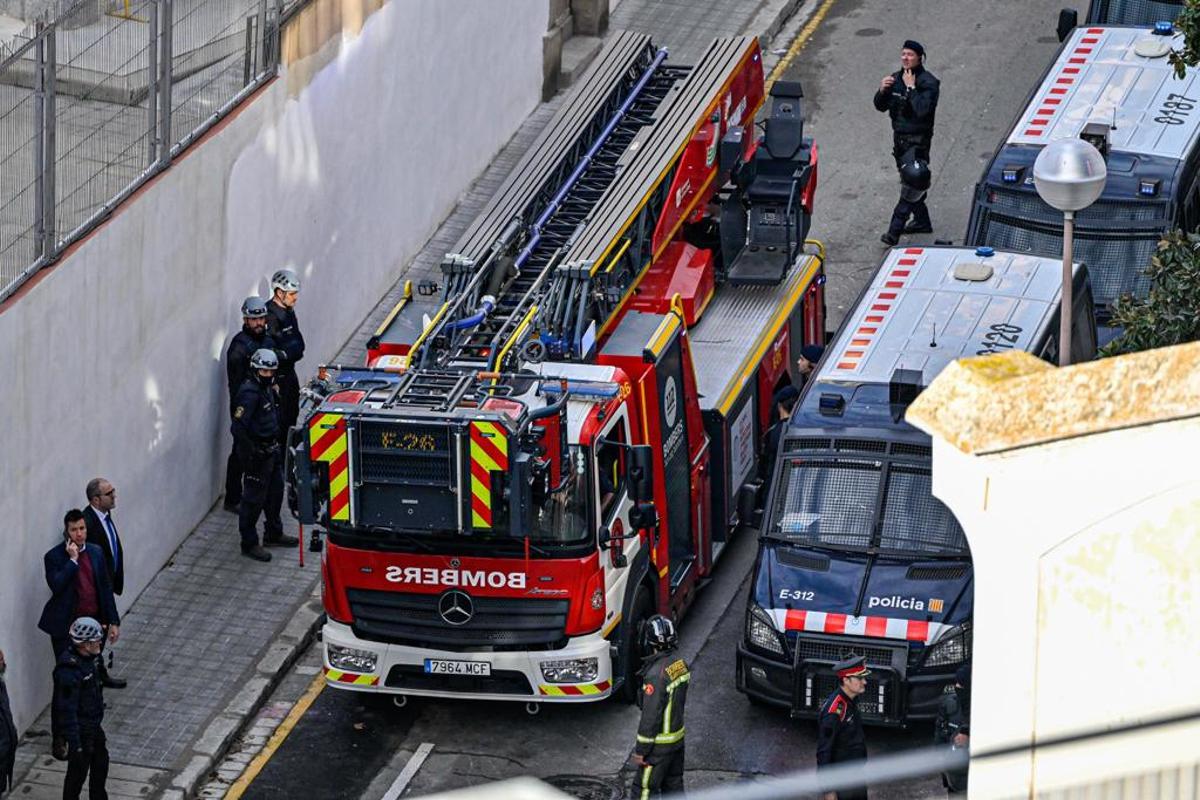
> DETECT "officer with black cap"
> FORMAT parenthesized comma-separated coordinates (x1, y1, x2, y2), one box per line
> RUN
(224, 297, 277, 512)
(816, 655, 870, 800)
(231, 348, 298, 561)
(874, 39, 940, 245)
(631, 615, 690, 799)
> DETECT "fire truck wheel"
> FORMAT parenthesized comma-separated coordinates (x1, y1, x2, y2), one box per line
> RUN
(617, 585, 653, 704)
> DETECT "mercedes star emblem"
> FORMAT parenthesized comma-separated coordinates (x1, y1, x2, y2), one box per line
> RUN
(438, 590, 474, 626)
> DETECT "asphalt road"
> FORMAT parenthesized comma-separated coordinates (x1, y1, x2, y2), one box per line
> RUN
(234, 0, 1087, 797)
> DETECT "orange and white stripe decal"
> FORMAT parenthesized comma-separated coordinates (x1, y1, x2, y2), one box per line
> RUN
(836, 248, 923, 372)
(768, 608, 950, 646)
(1021, 29, 1104, 138)
(309, 413, 350, 521)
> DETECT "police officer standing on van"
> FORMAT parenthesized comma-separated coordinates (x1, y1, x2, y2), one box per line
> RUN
(816, 655, 870, 800)
(874, 40, 940, 245)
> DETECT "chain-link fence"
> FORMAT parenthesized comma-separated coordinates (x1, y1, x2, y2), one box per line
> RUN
(0, 0, 302, 301)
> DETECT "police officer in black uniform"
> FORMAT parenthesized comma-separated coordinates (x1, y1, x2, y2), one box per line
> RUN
(53, 617, 109, 800)
(224, 297, 277, 512)
(631, 615, 690, 799)
(934, 665, 971, 794)
(884, 149, 933, 247)
(816, 655, 870, 800)
(231, 349, 298, 561)
(874, 39, 940, 245)
(265, 268, 305, 444)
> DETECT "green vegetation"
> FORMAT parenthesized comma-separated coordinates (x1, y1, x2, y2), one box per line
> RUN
(1100, 231, 1200, 356)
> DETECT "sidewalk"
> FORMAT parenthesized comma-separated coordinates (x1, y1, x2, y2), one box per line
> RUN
(4, 0, 812, 795)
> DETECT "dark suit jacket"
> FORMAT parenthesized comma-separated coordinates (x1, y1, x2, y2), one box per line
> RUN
(37, 543, 120, 638)
(83, 506, 124, 596)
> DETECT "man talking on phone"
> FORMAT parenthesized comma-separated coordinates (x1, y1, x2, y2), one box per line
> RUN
(874, 39, 940, 245)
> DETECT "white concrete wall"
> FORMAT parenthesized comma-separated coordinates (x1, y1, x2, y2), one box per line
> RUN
(0, 0, 544, 733)
(907, 349, 1200, 797)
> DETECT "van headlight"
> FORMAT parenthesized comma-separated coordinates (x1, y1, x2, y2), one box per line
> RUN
(746, 606, 786, 656)
(925, 622, 971, 667)
(540, 658, 599, 684)
(327, 643, 378, 674)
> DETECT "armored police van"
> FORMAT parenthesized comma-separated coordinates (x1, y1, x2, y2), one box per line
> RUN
(967, 23, 1200, 345)
(1059, 0, 1184, 34)
(736, 245, 1097, 725)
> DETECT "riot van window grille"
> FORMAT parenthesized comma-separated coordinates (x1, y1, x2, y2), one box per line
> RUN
(980, 214, 1157, 306)
(772, 459, 881, 549)
(878, 466, 969, 556)
(1091, 0, 1185, 25)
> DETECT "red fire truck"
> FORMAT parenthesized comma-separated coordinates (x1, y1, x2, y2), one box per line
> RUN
(288, 32, 827, 709)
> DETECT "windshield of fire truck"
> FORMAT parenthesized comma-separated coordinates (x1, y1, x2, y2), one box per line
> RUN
(529, 445, 590, 544)
(771, 457, 969, 556)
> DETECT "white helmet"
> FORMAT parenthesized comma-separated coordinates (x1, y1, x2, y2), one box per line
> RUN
(271, 268, 300, 294)
(250, 348, 279, 371)
(69, 617, 104, 644)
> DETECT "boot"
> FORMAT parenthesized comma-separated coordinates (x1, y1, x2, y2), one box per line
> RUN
(242, 544, 272, 562)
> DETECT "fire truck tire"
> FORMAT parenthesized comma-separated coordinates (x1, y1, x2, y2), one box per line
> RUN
(617, 584, 653, 704)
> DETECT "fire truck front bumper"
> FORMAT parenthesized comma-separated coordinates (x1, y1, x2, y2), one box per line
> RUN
(321, 621, 615, 702)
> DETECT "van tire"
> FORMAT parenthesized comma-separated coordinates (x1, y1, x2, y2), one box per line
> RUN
(617, 585, 653, 704)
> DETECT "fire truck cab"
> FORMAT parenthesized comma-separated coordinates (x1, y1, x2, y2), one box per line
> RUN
(289, 33, 827, 707)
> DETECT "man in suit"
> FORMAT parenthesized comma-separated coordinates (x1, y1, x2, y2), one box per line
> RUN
(0, 648, 17, 798)
(83, 478, 123, 597)
(38, 510, 123, 688)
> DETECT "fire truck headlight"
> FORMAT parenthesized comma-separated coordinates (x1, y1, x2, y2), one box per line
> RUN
(924, 622, 972, 667)
(540, 658, 599, 684)
(746, 606, 785, 657)
(328, 643, 378, 674)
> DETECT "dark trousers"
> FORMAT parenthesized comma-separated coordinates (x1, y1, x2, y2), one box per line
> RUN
(892, 132, 932, 166)
(631, 746, 684, 799)
(276, 371, 300, 445)
(225, 446, 243, 507)
(238, 449, 284, 549)
(887, 194, 932, 238)
(63, 730, 108, 800)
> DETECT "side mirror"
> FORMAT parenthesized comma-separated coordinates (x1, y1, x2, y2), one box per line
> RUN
(1056, 8, 1078, 43)
(629, 502, 659, 531)
(628, 445, 655, 503)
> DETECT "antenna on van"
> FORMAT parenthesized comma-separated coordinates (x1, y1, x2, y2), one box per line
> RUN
(929, 320, 938, 349)
(1111, 106, 1117, 132)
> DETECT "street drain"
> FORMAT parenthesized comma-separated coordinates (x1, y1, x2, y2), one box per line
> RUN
(543, 775, 623, 800)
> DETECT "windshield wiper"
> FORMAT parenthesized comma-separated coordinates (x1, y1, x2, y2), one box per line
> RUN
(369, 527, 435, 553)
(758, 532, 862, 554)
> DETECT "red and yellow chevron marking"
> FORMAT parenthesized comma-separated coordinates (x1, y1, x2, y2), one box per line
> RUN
(309, 413, 350, 521)
(538, 680, 612, 697)
(469, 421, 509, 529)
(324, 667, 379, 686)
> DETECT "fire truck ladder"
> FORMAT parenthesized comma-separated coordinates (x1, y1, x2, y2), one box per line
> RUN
(410, 41, 690, 374)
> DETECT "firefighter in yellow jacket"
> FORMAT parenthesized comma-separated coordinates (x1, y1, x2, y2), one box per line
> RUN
(631, 615, 689, 798)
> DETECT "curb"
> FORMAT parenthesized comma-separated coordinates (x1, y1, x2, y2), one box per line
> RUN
(160, 588, 324, 800)
(752, 0, 806, 49)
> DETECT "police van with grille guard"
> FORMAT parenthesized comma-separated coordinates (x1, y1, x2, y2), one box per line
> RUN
(736, 245, 1097, 725)
(967, 22, 1200, 346)
(1057, 0, 1184, 34)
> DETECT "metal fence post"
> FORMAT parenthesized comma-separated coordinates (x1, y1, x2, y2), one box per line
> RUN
(43, 22, 56, 257)
(147, 0, 159, 166)
(157, 0, 172, 164)
(33, 25, 46, 259)
(256, 0, 268, 76)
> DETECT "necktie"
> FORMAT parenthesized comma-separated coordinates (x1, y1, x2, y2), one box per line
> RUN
(105, 515, 120, 574)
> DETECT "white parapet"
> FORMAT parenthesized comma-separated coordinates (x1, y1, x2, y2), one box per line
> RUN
(907, 344, 1200, 798)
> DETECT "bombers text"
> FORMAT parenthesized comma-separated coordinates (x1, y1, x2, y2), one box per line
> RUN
(385, 566, 528, 589)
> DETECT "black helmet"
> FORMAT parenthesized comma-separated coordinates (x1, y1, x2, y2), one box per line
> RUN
(641, 614, 678, 654)
(899, 148, 931, 195)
